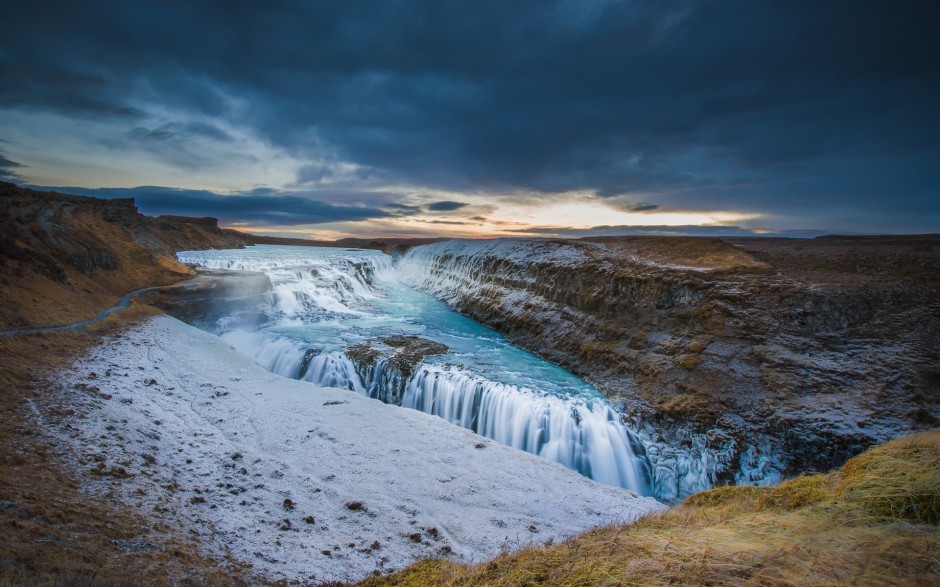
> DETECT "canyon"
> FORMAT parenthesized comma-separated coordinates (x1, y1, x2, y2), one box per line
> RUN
(1, 184, 937, 583)
(398, 238, 940, 498)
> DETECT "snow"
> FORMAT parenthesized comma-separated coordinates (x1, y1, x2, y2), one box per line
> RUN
(53, 315, 665, 584)
(401, 238, 601, 267)
(395, 239, 600, 303)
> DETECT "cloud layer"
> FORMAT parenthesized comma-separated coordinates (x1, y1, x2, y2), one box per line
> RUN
(1, 1, 938, 234)
(54, 186, 391, 226)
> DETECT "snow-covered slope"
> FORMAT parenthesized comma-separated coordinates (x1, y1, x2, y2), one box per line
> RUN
(52, 316, 664, 584)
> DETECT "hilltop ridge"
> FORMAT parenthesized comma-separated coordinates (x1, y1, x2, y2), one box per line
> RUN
(0, 182, 252, 329)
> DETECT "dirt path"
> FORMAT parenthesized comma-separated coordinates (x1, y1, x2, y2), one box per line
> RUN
(0, 286, 163, 336)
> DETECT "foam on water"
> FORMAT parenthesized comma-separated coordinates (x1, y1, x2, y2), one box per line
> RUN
(178, 245, 721, 499)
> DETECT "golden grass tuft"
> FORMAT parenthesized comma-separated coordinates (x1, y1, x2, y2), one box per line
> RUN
(357, 431, 940, 587)
(836, 430, 940, 524)
(685, 473, 834, 512)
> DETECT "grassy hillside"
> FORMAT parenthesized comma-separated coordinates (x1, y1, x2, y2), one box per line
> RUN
(0, 182, 252, 329)
(0, 185, 263, 585)
(358, 431, 940, 586)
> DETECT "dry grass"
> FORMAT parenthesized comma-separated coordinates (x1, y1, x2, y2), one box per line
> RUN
(836, 431, 940, 525)
(83, 301, 165, 337)
(0, 308, 268, 586)
(357, 431, 940, 587)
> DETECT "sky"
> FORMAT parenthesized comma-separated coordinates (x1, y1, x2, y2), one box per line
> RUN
(1, 1, 938, 239)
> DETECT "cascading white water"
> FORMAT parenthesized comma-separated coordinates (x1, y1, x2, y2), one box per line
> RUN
(403, 365, 648, 492)
(178, 247, 393, 323)
(358, 357, 410, 405)
(223, 330, 367, 393)
(177, 245, 660, 496)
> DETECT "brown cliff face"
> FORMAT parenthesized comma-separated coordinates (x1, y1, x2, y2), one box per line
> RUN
(402, 236, 940, 482)
(0, 182, 253, 329)
(0, 184, 267, 584)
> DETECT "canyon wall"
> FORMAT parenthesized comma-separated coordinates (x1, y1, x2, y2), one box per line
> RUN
(0, 182, 253, 328)
(399, 237, 940, 494)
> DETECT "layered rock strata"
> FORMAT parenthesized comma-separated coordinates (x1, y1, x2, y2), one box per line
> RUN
(0, 182, 252, 328)
(398, 237, 940, 497)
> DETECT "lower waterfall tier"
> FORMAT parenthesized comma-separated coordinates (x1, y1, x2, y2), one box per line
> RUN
(224, 330, 652, 495)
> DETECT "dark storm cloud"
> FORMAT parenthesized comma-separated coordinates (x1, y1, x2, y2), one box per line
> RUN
(127, 122, 234, 144)
(118, 121, 241, 169)
(0, 149, 23, 182)
(426, 201, 469, 212)
(2, 1, 940, 230)
(617, 203, 660, 213)
(44, 186, 391, 226)
(385, 202, 423, 215)
(413, 218, 474, 226)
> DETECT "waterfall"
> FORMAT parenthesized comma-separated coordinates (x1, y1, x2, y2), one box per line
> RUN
(394, 239, 746, 501)
(223, 331, 367, 394)
(403, 365, 649, 493)
(178, 247, 394, 323)
(178, 245, 660, 497)
(218, 328, 649, 494)
(359, 357, 411, 405)
(300, 352, 366, 393)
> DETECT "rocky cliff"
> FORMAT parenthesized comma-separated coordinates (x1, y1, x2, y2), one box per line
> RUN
(0, 182, 253, 328)
(399, 237, 940, 497)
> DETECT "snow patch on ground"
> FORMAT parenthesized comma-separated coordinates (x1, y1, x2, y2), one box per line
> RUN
(51, 315, 664, 584)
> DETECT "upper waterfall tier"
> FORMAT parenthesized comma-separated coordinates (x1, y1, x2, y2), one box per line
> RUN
(179, 246, 393, 322)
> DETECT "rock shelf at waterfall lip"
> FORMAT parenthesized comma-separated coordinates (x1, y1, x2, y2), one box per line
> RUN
(53, 315, 665, 584)
(349, 335, 451, 378)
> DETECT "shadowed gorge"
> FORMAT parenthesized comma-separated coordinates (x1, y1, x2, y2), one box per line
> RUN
(1, 185, 938, 584)
(397, 238, 940, 497)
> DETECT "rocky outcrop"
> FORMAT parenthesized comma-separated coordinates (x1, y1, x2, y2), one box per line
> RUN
(0, 182, 253, 328)
(399, 237, 940, 494)
(346, 336, 449, 404)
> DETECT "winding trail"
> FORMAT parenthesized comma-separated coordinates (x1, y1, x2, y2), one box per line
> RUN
(0, 286, 163, 337)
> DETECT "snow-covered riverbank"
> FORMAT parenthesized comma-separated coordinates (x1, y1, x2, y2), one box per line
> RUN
(50, 315, 664, 583)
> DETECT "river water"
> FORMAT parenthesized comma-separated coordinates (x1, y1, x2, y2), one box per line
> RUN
(178, 245, 651, 494)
